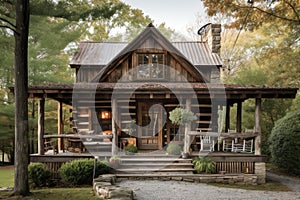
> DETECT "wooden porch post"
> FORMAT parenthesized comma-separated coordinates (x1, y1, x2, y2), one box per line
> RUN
(211, 104, 218, 132)
(236, 102, 242, 133)
(225, 103, 230, 132)
(184, 98, 191, 153)
(111, 98, 118, 156)
(58, 101, 64, 151)
(37, 98, 45, 155)
(254, 98, 262, 155)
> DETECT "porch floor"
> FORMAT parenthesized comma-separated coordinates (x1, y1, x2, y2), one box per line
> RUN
(33, 149, 261, 158)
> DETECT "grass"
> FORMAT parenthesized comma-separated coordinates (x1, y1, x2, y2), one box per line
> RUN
(0, 166, 102, 200)
(209, 180, 291, 192)
(0, 188, 102, 200)
(0, 165, 14, 188)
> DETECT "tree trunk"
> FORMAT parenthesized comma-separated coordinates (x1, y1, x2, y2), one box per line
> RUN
(14, 0, 30, 196)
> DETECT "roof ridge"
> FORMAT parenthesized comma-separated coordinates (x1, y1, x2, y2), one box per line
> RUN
(172, 41, 206, 43)
(80, 41, 128, 44)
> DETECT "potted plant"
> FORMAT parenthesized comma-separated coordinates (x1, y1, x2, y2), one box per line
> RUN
(125, 119, 136, 137)
(181, 151, 190, 159)
(169, 107, 197, 126)
(109, 156, 121, 168)
(169, 107, 197, 153)
(125, 144, 138, 155)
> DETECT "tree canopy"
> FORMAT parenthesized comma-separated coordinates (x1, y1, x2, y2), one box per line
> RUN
(201, 0, 300, 30)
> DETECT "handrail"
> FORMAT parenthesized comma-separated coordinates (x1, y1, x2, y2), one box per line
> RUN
(188, 131, 258, 139)
(43, 134, 113, 139)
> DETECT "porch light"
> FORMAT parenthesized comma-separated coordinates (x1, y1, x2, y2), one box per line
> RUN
(101, 111, 111, 119)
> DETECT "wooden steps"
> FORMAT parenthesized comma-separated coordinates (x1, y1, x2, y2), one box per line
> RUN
(115, 156, 194, 175)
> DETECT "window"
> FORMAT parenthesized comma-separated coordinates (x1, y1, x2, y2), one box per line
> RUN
(100, 111, 111, 119)
(137, 53, 165, 79)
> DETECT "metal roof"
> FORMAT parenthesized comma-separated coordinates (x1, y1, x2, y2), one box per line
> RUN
(70, 41, 223, 66)
(70, 42, 127, 66)
(172, 42, 222, 66)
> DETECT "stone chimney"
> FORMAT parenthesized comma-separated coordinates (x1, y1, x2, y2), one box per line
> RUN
(200, 24, 221, 56)
(198, 23, 222, 83)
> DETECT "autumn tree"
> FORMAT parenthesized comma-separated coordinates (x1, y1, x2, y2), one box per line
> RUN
(201, 0, 300, 29)
(201, 1, 300, 155)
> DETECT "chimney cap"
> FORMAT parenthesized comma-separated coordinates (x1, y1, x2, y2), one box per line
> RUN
(197, 23, 212, 35)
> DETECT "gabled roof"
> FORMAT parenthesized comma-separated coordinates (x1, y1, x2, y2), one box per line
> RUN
(91, 23, 211, 82)
(70, 42, 127, 67)
(70, 41, 223, 67)
(172, 42, 222, 66)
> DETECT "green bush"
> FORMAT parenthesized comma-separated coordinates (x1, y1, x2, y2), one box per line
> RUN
(166, 143, 181, 155)
(169, 107, 197, 125)
(193, 157, 215, 174)
(125, 144, 138, 154)
(58, 159, 109, 185)
(269, 111, 300, 175)
(28, 163, 52, 187)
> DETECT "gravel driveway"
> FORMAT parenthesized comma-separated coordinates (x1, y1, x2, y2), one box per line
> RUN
(118, 173, 300, 200)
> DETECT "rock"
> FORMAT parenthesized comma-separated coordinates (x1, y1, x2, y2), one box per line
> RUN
(94, 174, 116, 184)
(108, 187, 133, 200)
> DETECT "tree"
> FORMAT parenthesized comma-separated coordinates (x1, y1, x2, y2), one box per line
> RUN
(269, 111, 300, 175)
(201, 0, 300, 30)
(0, 0, 162, 196)
(0, 0, 126, 196)
(13, 0, 30, 196)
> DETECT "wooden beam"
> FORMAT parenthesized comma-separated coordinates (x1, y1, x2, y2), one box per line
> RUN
(236, 102, 242, 133)
(58, 101, 64, 151)
(225, 103, 230, 132)
(254, 98, 262, 155)
(38, 99, 45, 155)
(211, 104, 218, 132)
(111, 98, 118, 156)
(184, 98, 191, 153)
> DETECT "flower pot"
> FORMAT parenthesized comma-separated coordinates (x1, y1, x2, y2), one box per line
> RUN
(181, 152, 189, 159)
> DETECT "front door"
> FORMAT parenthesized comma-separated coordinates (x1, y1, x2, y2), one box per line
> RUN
(138, 102, 163, 150)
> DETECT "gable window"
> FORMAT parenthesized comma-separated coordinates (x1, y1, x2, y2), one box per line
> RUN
(137, 53, 165, 79)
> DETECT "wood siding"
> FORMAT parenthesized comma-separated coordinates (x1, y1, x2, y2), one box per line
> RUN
(102, 52, 201, 83)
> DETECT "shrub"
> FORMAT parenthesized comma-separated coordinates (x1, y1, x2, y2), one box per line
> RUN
(125, 144, 138, 154)
(58, 159, 109, 185)
(169, 107, 197, 125)
(269, 111, 300, 175)
(28, 163, 52, 187)
(166, 143, 181, 155)
(193, 157, 215, 174)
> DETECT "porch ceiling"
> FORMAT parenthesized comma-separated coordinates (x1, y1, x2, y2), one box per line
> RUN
(11, 83, 297, 104)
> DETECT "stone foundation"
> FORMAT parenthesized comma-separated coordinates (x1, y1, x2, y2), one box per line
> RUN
(93, 174, 133, 200)
(255, 162, 266, 184)
(116, 174, 258, 185)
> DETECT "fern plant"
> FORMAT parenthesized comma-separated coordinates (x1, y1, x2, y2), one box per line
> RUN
(193, 157, 215, 174)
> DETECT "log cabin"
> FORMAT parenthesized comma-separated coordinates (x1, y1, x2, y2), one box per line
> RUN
(22, 23, 297, 184)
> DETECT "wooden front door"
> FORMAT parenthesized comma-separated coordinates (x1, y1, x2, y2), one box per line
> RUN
(138, 102, 163, 150)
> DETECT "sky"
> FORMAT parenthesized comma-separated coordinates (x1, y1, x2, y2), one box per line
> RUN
(121, 0, 207, 37)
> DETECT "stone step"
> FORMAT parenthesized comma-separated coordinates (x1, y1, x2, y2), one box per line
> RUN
(119, 163, 193, 170)
(120, 158, 192, 163)
(115, 168, 194, 174)
(120, 163, 193, 167)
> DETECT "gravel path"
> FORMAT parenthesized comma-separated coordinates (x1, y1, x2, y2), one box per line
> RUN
(267, 172, 300, 192)
(118, 178, 300, 200)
